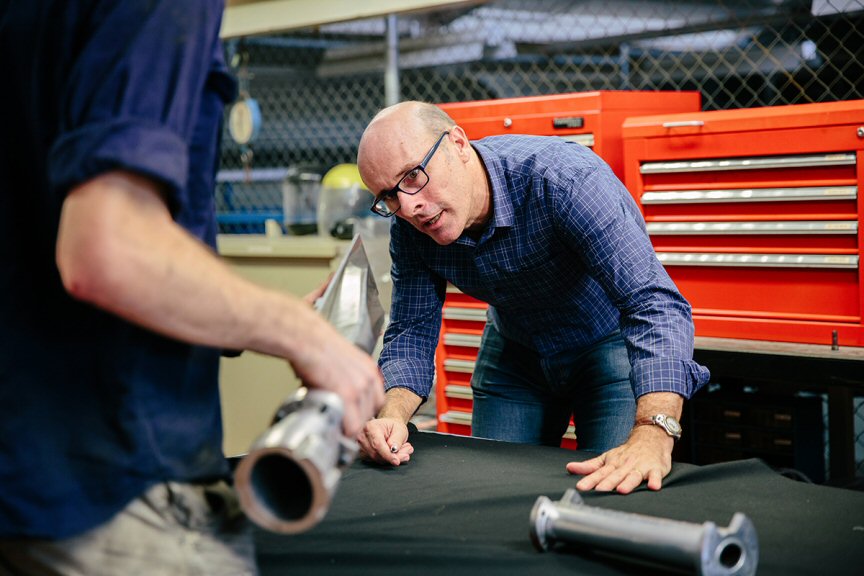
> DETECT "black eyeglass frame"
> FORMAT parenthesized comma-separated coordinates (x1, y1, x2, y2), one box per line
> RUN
(369, 130, 450, 217)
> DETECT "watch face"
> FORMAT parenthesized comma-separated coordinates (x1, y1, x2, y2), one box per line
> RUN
(665, 416, 682, 435)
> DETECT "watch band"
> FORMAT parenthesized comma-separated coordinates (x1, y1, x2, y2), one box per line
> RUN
(634, 414, 682, 441)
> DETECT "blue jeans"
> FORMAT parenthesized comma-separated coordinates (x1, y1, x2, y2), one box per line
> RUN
(470, 322, 636, 453)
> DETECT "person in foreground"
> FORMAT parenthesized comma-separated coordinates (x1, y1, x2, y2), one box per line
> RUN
(355, 100, 710, 494)
(0, 2, 384, 575)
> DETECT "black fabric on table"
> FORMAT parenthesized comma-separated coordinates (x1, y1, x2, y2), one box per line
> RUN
(255, 430, 864, 575)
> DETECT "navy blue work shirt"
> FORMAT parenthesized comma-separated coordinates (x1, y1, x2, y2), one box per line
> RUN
(379, 135, 710, 401)
(0, 0, 237, 539)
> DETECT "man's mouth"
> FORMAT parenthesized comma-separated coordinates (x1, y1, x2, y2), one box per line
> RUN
(424, 212, 443, 227)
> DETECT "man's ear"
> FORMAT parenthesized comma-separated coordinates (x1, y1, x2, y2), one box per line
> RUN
(448, 125, 472, 162)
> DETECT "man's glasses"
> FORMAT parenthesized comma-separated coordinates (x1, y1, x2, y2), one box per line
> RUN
(370, 131, 450, 217)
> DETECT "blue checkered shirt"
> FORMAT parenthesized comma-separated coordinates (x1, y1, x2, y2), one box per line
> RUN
(379, 135, 710, 401)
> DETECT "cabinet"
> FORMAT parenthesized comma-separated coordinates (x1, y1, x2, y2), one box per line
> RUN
(622, 100, 864, 347)
(216, 234, 347, 456)
(433, 91, 702, 444)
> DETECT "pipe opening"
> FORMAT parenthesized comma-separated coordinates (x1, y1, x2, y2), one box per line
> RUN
(250, 455, 313, 522)
(718, 541, 744, 569)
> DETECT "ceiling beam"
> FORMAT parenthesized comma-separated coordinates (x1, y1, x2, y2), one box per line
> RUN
(221, 0, 484, 38)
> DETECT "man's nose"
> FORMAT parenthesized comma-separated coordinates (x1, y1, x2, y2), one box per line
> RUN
(399, 190, 426, 216)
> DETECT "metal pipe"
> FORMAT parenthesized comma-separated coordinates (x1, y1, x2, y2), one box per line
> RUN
(385, 13, 400, 106)
(234, 388, 358, 534)
(530, 489, 758, 576)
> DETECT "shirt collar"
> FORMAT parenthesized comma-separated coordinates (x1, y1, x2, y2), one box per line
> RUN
(455, 141, 514, 245)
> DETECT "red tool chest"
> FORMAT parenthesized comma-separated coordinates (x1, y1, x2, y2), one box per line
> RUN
(433, 91, 703, 443)
(622, 100, 864, 347)
(439, 90, 701, 180)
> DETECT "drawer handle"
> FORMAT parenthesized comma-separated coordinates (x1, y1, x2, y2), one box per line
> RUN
(641, 185, 857, 205)
(439, 411, 473, 426)
(444, 333, 482, 348)
(443, 307, 488, 322)
(444, 385, 474, 400)
(443, 359, 476, 373)
(640, 152, 856, 174)
(662, 120, 705, 128)
(645, 220, 858, 236)
(656, 252, 859, 270)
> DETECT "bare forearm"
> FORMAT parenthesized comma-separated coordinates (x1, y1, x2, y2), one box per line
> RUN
(378, 387, 423, 424)
(634, 392, 683, 422)
(56, 171, 326, 359)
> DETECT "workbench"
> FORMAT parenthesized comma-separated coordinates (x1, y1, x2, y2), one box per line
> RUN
(255, 428, 864, 575)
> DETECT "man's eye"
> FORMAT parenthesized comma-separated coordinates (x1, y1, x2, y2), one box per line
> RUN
(376, 190, 396, 205)
(403, 168, 420, 183)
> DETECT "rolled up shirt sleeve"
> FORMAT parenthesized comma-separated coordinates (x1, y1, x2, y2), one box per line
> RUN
(46, 0, 229, 215)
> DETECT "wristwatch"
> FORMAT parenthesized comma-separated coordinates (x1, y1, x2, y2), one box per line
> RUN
(635, 414, 682, 441)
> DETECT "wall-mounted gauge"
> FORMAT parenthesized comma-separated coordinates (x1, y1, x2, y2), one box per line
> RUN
(228, 97, 261, 145)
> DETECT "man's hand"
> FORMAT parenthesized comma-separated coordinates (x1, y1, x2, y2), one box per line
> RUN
(358, 418, 414, 466)
(566, 426, 673, 494)
(356, 387, 423, 465)
(566, 391, 683, 494)
(288, 319, 386, 438)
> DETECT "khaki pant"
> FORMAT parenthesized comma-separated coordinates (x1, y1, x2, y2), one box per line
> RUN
(0, 481, 258, 576)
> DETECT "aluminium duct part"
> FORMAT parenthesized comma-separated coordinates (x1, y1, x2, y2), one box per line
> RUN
(530, 488, 758, 576)
(235, 388, 358, 534)
(235, 234, 383, 533)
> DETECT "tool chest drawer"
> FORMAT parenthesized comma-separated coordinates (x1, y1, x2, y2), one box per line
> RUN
(622, 100, 864, 347)
(438, 90, 701, 180)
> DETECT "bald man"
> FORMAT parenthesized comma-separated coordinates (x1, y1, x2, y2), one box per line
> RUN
(356, 101, 710, 494)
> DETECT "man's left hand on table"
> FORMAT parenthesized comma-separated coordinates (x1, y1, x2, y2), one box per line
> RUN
(565, 426, 674, 494)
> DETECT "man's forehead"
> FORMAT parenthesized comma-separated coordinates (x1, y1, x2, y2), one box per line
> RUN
(363, 128, 421, 176)
(361, 105, 436, 183)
